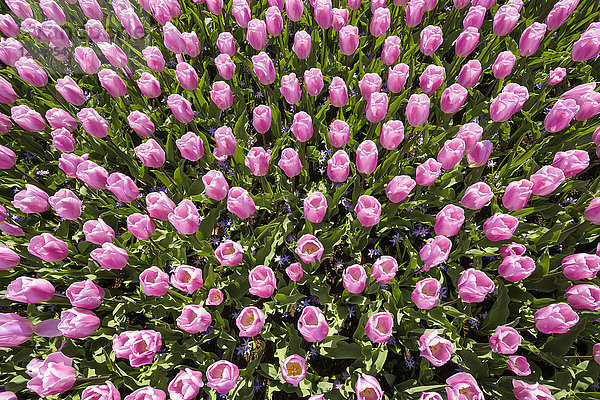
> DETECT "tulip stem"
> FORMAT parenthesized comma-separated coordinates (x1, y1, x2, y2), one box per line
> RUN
(321, 29, 327, 69)
(542, 271, 563, 278)
(440, 298, 460, 307)
(76, 376, 110, 383)
(159, 166, 178, 188)
(564, 355, 594, 359)
(12, 165, 45, 188)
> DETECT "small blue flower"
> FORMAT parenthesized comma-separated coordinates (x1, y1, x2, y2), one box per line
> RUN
(347, 307, 356, 318)
(368, 248, 381, 258)
(406, 354, 415, 370)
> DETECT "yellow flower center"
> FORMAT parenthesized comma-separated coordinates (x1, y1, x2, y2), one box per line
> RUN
(286, 362, 302, 376)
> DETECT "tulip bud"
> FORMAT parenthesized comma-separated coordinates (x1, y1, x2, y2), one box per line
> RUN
(339, 25, 359, 55)
(370, 7, 390, 37)
(406, 93, 430, 126)
(519, 22, 547, 57)
(420, 25, 443, 55)
(202, 170, 229, 201)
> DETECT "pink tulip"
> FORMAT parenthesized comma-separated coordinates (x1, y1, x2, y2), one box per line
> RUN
(381, 35, 401, 65)
(214, 54, 236, 80)
(26, 352, 76, 397)
(535, 303, 579, 334)
(142, 46, 165, 72)
(420, 235, 452, 271)
(83, 219, 115, 245)
(304, 68, 324, 96)
(171, 264, 203, 293)
(91, 243, 128, 269)
(264, 6, 283, 35)
(176, 131, 204, 161)
(214, 126, 237, 160)
(332, 8, 349, 31)
(365, 312, 394, 343)
(365, 92, 388, 123)
(285, 0, 304, 21)
(339, 25, 359, 55)
(85, 19, 109, 43)
(329, 120, 350, 147)
(547, 67, 567, 85)
(386, 175, 416, 203)
(566, 284, 600, 310)
(167, 369, 204, 400)
(0, 145, 15, 169)
(483, 213, 519, 241)
(492, 51, 517, 79)
(458, 268, 495, 302)
(562, 253, 600, 280)
(544, 98, 579, 132)
(74, 46, 100, 75)
(177, 305, 211, 333)
(353, 73, 379, 101)
(227, 187, 255, 219)
(493, 4, 520, 36)
(98, 42, 128, 68)
(303, 192, 327, 223)
(281, 73, 302, 104)
(461, 182, 493, 210)
(135, 139, 165, 168)
(0, 76, 17, 104)
(0, 38, 24, 66)
(247, 19, 267, 50)
(15, 57, 48, 87)
(420, 65, 445, 94)
(420, 25, 443, 55)
(137, 72, 161, 98)
(127, 214, 155, 241)
(437, 138, 465, 169)
(206, 361, 238, 395)
(12, 184, 49, 214)
(252, 52, 277, 85)
(49, 189, 81, 220)
(297, 306, 329, 342)
(57, 308, 100, 339)
(371, 256, 398, 284)
(236, 306, 265, 337)
(245, 147, 271, 176)
(499, 255, 536, 282)
(98, 69, 127, 97)
(546, 0, 578, 30)
(419, 331, 454, 366)
(78, 108, 109, 138)
(0, 14, 19, 37)
(66, 279, 104, 309)
(280, 354, 307, 387)
(354, 195, 381, 227)
(202, 170, 230, 201)
(127, 111, 155, 138)
(145, 192, 175, 221)
(503, 179, 533, 211)
(508, 356, 531, 376)
(216, 32, 236, 56)
(168, 199, 200, 234)
(295, 234, 324, 263)
(248, 265, 277, 298)
(329, 76, 349, 107)
(406, 0, 425, 27)
(6, 276, 55, 303)
(28, 233, 69, 262)
(139, 266, 170, 296)
(530, 165, 565, 196)
(434, 204, 465, 237)
(380, 120, 404, 150)
(519, 22, 547, 56)
(76, 160, 108, 189)
(490, 92, 519, 122)
(168, 94, 195, 123)
(466, 139, 492, 166)
(113, 330, 161, 367)
(489, 326, 521, 355)
(292, 30, 311, 59)
(586, 197, 600, 225)
(415, 158, 441, 186)
(552, 149, 589, 177)
(0, 114, 11, 134)
(370, 7, 390, 37)
(251, 105, 272, 134)
(163, 22, 186, 53)
(412, 278, 441, 309)
(210, 81, 233, 110)
(291, 111, 313, 142)
(175, 62, 199, 90)
(232, 0, 251, 28)
(343, 264, 367, 293)
(406, 93, 431, 127)
(314, 0, 333, 29)
(455, 27, 480, 57)
(457, 59, 482, 88)
(512, 380, 554, 400)
(572, 27, 600, 62)
(214, 240, 243, 267)
(0, 245, 20, 270)
(387, 63, 410, 93)
(286, 262, 304, 281)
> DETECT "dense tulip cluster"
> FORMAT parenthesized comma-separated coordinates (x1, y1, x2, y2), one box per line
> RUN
(1, 0, 600, 398)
